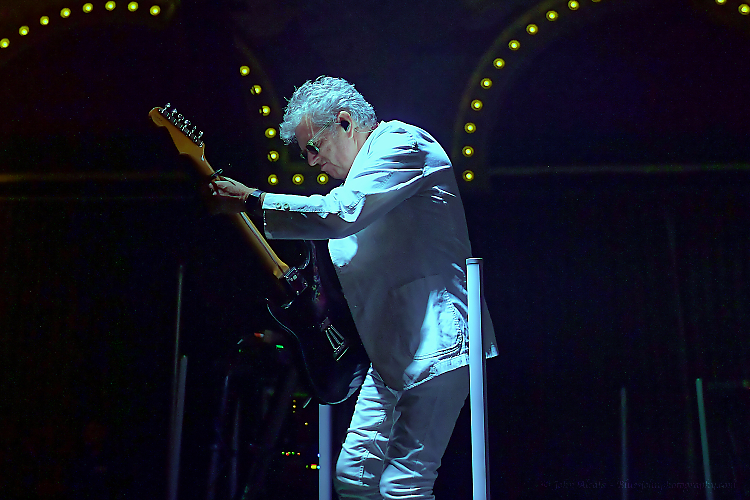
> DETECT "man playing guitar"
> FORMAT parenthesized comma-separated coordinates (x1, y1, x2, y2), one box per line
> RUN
(207, 76, 497, 500)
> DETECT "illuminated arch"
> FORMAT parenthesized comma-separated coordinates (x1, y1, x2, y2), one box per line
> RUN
(233, 36, 315, 193)
(452, 0, 750, 190)
(0, 2, 307, 191)
(0, 1, 178, 67)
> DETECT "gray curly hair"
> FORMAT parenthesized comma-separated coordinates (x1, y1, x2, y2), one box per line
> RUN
(279, 76, 377, 145)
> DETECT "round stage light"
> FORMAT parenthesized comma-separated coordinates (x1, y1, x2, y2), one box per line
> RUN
(259, 106, 271, 116)
(462, 146, 474, 157)
(317, 173, 329, 185)
(267, 174, 279, 186)
(464, 122, 476, 134)
(509, 39, 520, 50)
(527, 24, 538, 35)
(264, 127, 277, 138)
(83, 3, 93, 13)
(0, 39, 9, 49)
(40, 16, 50, 25)
(128, 2, 139, 12)
(463, 170, 475, 182)
(239, 65, 250, 76)
(471, 99, 483, 111)
(740, 3, 750, 14)
(251, 85, 262, 95)
(292, 174, 304, 185)
(716, 0, 727, 4)
(150, 5, 161, 15)
(546, 10, 558, 21)
(493, 58, 505, 69)
(61, 8, 72, 18)
(106, 1, 116, 11)
(19, 26, 29, 36)
(267, 151, 279, 162)
(568, 1, 580, 10)
(480, 78, 492, 89)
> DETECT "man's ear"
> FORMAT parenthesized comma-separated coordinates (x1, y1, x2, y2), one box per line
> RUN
(338, 110, 354, 134)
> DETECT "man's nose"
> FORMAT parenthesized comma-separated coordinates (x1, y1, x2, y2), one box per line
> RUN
(307, 151, 320, 167)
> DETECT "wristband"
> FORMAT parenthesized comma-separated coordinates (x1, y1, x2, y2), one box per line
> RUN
(246, 190, 263, 208)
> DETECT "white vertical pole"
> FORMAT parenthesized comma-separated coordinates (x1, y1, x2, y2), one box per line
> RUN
(319, 404, 333, 500)
(696, 379, 714, 500)
(467, 258, 490, 500)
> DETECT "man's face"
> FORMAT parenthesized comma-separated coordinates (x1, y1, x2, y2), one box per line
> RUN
(295, 115, 357, 180)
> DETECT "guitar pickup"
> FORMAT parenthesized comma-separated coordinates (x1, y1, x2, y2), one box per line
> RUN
(283, 267, 308, 296)
(323, 321, 350, 362)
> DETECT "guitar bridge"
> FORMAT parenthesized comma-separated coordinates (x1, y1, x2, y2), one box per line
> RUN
(324, 323, 349, 361)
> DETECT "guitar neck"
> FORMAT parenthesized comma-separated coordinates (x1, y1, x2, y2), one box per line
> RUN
(232, 211, 290, 280)
(149, 106, 290, 280)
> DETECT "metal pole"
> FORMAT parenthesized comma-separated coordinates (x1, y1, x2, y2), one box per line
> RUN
(620, 387, 628, 500)
(171, 265, 184, 417)
(169, 355, 188, 500)
(467, 258, 490, 500)
(168, 265, 185, 500)
(319, 404, 333, 500)
(696, 378, 714, 500)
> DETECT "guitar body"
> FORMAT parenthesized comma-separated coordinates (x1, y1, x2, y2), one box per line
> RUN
(149, 104, 368, 405)
(267, 240, 368, 405)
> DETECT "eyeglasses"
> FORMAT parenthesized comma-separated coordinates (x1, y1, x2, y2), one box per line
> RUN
(300, 120, 334, 160)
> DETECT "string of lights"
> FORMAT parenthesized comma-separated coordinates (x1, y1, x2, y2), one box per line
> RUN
(3, 1, 747, 190)
(0, 2, 319, 191)
(452, 0, 750, 188)
(234, 39, 327, 190)
(454, 0, 605, 186)
(0, 2, 168, 52)
(239, 64, 283, 188)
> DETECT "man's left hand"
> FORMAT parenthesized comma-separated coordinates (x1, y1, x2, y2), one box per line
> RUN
(204, 177, 257, 214)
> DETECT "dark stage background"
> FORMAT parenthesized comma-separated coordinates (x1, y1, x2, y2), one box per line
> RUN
(1, 0, 749, 499)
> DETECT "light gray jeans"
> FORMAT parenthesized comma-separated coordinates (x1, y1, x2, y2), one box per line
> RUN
(334, 365, 469, 500)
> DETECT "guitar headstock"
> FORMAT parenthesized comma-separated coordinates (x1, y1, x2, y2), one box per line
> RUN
(149, 103, 214, 175)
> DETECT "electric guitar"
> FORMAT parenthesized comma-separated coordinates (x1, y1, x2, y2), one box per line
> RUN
(149, 104, 368, 404)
